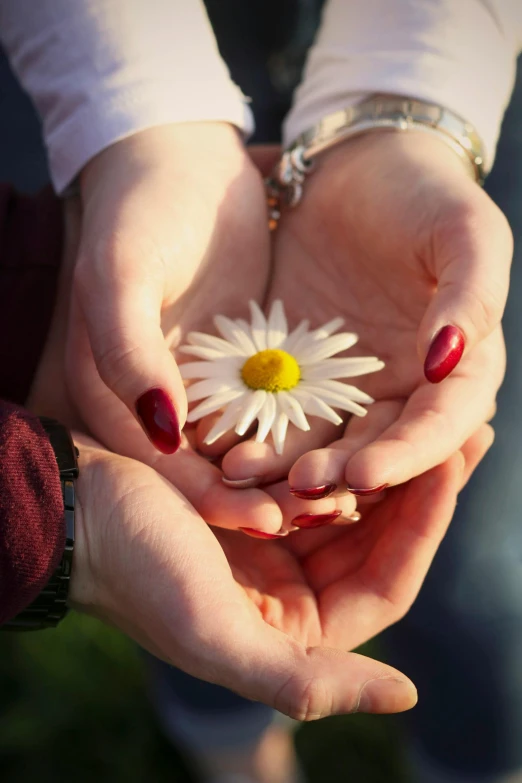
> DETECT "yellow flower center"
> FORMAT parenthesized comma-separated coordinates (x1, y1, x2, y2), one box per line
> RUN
(241, 349, 301, 392)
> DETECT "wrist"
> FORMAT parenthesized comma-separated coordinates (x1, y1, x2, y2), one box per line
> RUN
(321, 127, 480, 180)
(270, 99, 483, 229)
(80, 121, 247, 196)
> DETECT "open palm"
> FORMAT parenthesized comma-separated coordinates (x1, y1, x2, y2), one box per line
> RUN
(72, 425, 490, 720)
(222, 132, 508, 495)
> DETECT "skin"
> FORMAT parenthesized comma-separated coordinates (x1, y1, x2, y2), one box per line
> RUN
(67, 423, 493, 719)
(25, 125, 498, 718)
(31, 127, 507, 529)
(213, 132, 510, 494)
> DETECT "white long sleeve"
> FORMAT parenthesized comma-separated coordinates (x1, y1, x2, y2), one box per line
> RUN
(284, 0, 522, 170)
(0, 0, 253, 192)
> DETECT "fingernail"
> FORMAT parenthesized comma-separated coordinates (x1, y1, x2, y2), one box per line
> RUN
(291, 510, 342, 529)
(424, 325, 465, 384)
(347, 511, 361, 522)
(136, 388, 181, 454)
(239, 527, 284, 539)
(346, 483, 388, 496)
(222, 476, 261, 489)
(357, 678, 417, 713)
(289, 483, 337, 500)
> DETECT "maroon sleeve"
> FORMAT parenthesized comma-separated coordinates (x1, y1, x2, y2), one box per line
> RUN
(0, 184, 63, 405)
(0, 401, 64, 625)
(0, 184, 65, 626)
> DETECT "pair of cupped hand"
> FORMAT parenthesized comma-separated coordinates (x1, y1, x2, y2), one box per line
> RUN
(31, 121, 510, 720)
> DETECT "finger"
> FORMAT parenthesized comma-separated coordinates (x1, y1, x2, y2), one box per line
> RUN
(221, 416, 342, 488)
(262, 479, 358, 534)
(458, 423, 495, 490)
(344, 331, 504, 492)
(305, 451, 464, 616)
(288, 400, 404, 497)
(73, 242, 188, 453)
(180, 616, 418, 718)
(419, 184, 512, 383)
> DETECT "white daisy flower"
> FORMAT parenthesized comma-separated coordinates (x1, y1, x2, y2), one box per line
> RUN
(179, 301, 384, 455)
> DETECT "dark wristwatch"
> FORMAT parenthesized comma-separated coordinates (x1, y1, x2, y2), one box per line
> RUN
(2, 417, 79, 631)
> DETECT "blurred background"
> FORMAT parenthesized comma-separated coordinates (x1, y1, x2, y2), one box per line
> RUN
(0, 618, 407, 782)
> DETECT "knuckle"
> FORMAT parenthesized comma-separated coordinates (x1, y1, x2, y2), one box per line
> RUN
(459, 284, 505, 335)
(274, 665, 332, 721)
(94, 333, 143, 391)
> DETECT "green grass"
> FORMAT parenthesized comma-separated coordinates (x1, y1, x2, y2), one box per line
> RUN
(0, 614, 410, 782)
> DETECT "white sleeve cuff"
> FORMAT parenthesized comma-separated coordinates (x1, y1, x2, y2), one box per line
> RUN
(284, 0, 522, 171)
(0, 0, 253, 193)
(47, 81, 253, 195)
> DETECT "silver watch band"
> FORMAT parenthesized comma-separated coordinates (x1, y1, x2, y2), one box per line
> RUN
(266, 96, 486, 229)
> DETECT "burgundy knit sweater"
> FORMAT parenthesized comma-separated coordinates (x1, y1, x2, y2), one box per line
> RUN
(0, 185, 64, 625)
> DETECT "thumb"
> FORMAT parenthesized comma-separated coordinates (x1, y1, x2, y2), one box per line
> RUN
(73, 253, 187, 454)
(419, 187, 512, 384)
(194, 619, 418, 720)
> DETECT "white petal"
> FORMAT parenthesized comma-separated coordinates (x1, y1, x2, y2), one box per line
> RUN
(186, 331, 246, 356)
(178, 345, 232, 360)
(235, 389, 267, 436)
(204, 398, 246, 445)
(187, 389, 246, 422)
(266, 300, 288, 348)
(249, 301, 268, 351)
(310, 317, 345, 340)
(299, 383, 369, 416)
(308, 378, 374, 404)
(296, 333, 359, 364)
(277, 391, 310, 432)
(271, 410, 289, 455)
(214, 315, 257, 354)
(281, 319, 310, 353)
(256, 394, 276, 443)
(284, 325, 314, 356)
(236, 318, 252, 334)
(180, 358, 242, 380)
(301, 357, 385, 380)
(186, 378, 243, 403)
(291, 389, 343, 425)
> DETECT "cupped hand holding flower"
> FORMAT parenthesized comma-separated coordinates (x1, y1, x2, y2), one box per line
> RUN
(218, 132, 509, 498)
(68, 121, 270, 453)
(32, 174, 351, 537)
(181, 299, 383, 455)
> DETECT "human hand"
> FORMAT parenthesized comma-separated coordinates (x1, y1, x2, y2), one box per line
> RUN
(218, 132, 509, 496)
(69, 423, 492, 718)
(68, 121, 270, 452)
(31, 149, 345, 536)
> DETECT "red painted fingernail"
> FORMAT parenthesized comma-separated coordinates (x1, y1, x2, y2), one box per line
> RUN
(346, 483, 388, 496)
(291, 510, 342, 529)
(424, 325, 465, 384)
(136, 388, 181, 454)
(289, 483, 337, 500)
(239, 527, 283, 539)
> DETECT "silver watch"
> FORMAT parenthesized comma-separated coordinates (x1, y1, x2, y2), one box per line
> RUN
(266, 95, 486, 229)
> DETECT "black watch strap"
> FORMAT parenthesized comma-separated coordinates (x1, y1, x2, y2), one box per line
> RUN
(1, 417, 78, 631)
